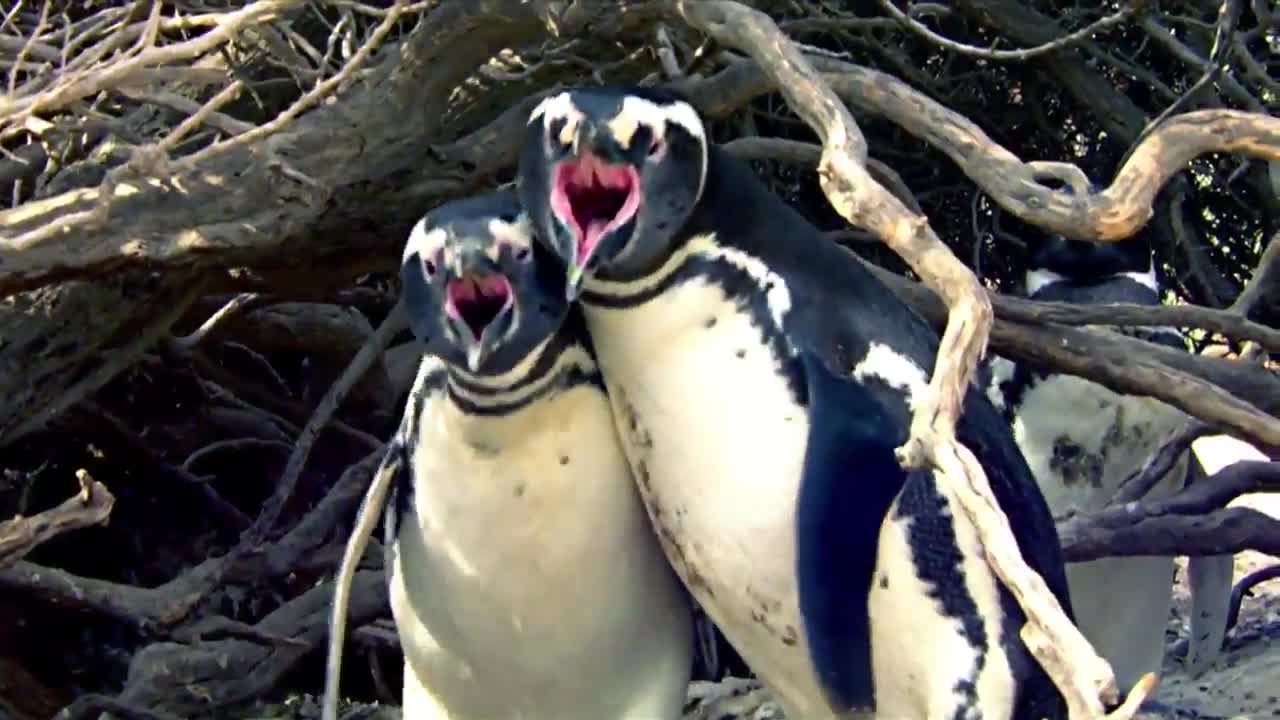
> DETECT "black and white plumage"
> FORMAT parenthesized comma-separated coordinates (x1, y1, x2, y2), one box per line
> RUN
(384, 190, 694, 719)
(983, 235, 1234, 689)
(518, 85, 1073, 720)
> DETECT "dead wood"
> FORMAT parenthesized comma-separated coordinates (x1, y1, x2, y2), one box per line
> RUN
(0, 469, 113, 569)
(0, 444, 382, 632)
(1058, 461, 1280, 561)
(115, 569, 388, 717)
(1112, 421, 1216, 505)
(0, 272, 208, 445)
(61, 401, 252, 530)
(324, 436, 404, 720)
(0, 0, 659, 447)
(1226, 564, 1280, 630)
(855, 256, 1280, 450)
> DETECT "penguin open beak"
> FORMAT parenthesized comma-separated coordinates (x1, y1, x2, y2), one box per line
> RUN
(550, 137, 641, 299)
(443, 254, 514, 371)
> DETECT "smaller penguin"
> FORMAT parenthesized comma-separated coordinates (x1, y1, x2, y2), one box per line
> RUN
(984, 234, 1234, 691)
(375, 191, 693, 720)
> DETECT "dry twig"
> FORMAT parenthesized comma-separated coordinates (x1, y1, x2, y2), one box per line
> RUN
(323, 443, 404, 720)
(877, 0, 1141, 61)
(0, 468, 114, 568)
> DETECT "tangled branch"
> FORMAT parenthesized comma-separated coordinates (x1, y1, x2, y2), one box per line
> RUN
(0, 469, 114, 568)
(1, 2, 1276, 717)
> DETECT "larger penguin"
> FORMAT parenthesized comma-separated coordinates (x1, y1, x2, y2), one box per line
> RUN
(518, 86, 1074, 720)
(382, 190, 694, 719)
(983, 235, 1235, 690)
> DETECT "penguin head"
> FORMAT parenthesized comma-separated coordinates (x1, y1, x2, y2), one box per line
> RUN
(400, 190, 568, 374)
(1024, 235, 1155, 299)
(518, 85, 708, 298)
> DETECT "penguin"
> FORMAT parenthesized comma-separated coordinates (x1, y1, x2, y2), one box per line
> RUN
(982, 234, 1235, 690)
(379, 190, 694, 719)
(517, 85, 1074, 720)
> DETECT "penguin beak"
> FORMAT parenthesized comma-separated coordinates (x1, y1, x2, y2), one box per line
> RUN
(549, 122, 641, 296)
(443, 249, 514, 372)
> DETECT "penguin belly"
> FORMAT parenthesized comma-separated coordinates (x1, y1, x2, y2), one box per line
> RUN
(869, 470, 1019, 720)
(387, 379, 693, 720)
(582, 282, 834, 719)
(1000, 365, 1186, 691)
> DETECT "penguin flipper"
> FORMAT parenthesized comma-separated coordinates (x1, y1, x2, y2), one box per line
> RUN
(793, 349, 912, 714)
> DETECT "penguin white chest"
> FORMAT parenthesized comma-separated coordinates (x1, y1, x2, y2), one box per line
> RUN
(1007, 368, 1187, 515)
(584, 278, 832, 715)
(389, 381, 692, 719)
(990, 355, 1189, 692)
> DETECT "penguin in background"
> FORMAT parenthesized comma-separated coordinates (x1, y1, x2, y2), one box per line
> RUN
(518, 85, 1074, 720)
(983, 234, 1235, 690)
(377, 190, 694, 719)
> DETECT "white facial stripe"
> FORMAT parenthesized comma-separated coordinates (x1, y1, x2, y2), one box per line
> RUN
(404, 218, 447, 265)
(528, 91, 577, 126)
(1025, 264, 1158, 296)
(1024, 268, 1064, 296)
(614, 95, 708, 200)
(406, 213, 533, 272)
(486, 215, 534, 256)
(613, 95, 706, 146)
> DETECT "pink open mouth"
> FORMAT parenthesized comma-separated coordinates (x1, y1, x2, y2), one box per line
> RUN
(549, 151, 641, 265)
(445, 272, 513, 339)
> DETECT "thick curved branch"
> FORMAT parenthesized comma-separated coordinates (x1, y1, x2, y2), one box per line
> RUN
(1058, 461, 1280, 561)
(13, 48, 1274, 296)
(1061, 505, 1280, 562)
(808, 58, 1280, 243)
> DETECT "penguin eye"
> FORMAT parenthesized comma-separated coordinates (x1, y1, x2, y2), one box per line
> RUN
(514, 247, 532, 263)
(648, 134, 664, 157)
(423, 257, 437, 276)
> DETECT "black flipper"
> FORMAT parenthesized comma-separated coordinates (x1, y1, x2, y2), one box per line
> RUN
(794, 349, 913, 714)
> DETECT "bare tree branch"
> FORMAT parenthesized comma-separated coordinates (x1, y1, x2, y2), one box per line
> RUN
(877, 0, 1141, 61)
(1059, 461, 1280, 561)
(855, 254, 1280, 451)
(0, 469, 114, 569)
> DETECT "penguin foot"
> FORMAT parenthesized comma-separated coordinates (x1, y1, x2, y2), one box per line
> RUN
(683, 678, 783, 720)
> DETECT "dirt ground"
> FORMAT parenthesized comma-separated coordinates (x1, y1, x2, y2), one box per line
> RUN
(1154, 487, 1280, 720)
